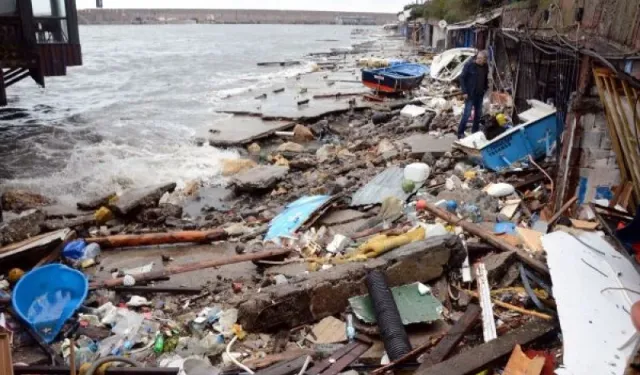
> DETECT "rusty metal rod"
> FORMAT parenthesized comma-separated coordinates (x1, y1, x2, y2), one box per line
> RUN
(113, 286, 202, 294)
(423, 201, 549, 276)
(91, 248, 291, 288)
(86, 229, 227, 249)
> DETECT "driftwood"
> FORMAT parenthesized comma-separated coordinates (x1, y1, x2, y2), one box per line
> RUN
(423, 202, 549, 275)
(86, 229, 227, 249)
(91, 248, 291, 288)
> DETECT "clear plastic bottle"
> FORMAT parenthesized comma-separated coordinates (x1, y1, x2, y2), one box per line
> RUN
(82, 243, 101, 260)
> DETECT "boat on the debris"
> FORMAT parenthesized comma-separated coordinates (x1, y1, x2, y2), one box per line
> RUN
(361, 62, 429, 93)
(430, 48, 477, 82)
(454, 99, 558, 171)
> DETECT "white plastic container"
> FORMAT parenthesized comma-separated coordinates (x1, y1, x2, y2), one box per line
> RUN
(404, 163, 431, 183)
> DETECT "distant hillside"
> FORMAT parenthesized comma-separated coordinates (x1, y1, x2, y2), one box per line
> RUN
(77, 9, 396, 25)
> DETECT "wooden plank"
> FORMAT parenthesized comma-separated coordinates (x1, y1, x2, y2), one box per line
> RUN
(320, 341, 371, 375)
(306, 342, 360, 375)
(593, 70, 631, 187)
(239, 349, 314, 370)
(600, 75, 640, 195)
(569, 219, 599, 230)
(255, 355, 309, 375)
(419, 304, 481, 368)
(415, 320, 556, 375)
(619, 80, 640, 207)
(516, 227, 544, 253)
(0, 332, 13, 375)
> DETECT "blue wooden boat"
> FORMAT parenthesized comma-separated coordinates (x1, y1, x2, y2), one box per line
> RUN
(454, 100, 558, 171)
(362, 63, 429, 93)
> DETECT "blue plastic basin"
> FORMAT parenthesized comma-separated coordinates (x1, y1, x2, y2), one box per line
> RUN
(12, 264, 88, 343)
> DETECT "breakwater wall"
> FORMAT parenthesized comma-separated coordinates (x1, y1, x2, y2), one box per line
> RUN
(78, 9, 396, 25)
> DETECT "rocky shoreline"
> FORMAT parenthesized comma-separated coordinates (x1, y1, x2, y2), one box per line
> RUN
(0, 30, 578, 374)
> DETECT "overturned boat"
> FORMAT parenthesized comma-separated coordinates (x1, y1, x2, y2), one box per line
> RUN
(430, 48, 476, 82)
(361, 62, 429, 93)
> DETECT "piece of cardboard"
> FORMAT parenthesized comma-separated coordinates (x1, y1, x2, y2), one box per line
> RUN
(307, 316, 347, 344)
(569, 219, 599, 231)
(516, 227, 544, 253)
(503, 344, 545, 375)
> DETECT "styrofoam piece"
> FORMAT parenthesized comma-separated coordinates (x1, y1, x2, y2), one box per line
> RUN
(543, 231, 640, 375)
(518, 99, 556, 123)
(404, 163, 431, 183)
(327, 234, 349, 253)
(456, 131, 489, 149)
(400, 104, 427, 118)
(486, 183, 515, 197)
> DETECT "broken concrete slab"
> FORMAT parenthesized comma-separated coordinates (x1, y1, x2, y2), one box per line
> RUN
(182, 187, 235, 218)
(400, 133, 457, 158)
(0, 210, 45, 246)
(41, 204, 85, 218)
(206, 116, 294, 147)
(136, 204, 183, 225)
(1, 190, 52, 212)
(230, 166, 289, 193)
(42, 214, 95, 231)
(110, 183, 177, 216)
(76, 193, 114, 211)
(482, 251, 517, 284)
(234, 235, 464, 332)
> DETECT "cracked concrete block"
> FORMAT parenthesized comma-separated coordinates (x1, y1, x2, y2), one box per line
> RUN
(236, 235, 464, 332)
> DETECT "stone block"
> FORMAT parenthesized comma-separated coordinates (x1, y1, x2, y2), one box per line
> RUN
(235, 235, 464, 332)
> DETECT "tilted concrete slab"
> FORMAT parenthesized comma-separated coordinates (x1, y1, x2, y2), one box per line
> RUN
(400, 133, 457, 158)
(206, 116, 294, 147)
(233, 235, 465, 332)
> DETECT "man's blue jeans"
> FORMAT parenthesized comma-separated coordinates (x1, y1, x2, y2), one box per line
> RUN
(457, 95, 484, 139)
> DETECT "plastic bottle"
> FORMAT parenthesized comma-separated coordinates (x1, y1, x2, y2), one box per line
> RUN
(82, 243, 101, 260)
(154, 333, 165, 354)
(346, 314, 355, 342)
(404, 202, 418, 225)
(460, 203, 482, 223)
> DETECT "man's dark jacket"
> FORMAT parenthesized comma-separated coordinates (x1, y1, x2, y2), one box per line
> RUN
(458, 60, 488, 97)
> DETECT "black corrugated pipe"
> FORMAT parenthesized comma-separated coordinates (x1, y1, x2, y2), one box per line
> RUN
(365, 270, 412, 361)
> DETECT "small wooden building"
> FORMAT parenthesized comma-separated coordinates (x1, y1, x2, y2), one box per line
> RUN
(0, 0, 82, 105)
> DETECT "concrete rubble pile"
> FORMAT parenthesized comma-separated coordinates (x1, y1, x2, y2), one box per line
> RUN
(1, 31, 638, 375)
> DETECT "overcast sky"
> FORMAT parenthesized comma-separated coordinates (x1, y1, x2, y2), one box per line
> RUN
(75, 0, 410, 13)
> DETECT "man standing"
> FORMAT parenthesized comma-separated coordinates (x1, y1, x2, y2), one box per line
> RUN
(457, 50, 489, 139)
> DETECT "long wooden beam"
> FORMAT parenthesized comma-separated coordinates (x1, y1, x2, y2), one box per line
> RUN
(423, 202, 549, 275)
(415, 320, 556, 375)
(86, 228, 227, 249)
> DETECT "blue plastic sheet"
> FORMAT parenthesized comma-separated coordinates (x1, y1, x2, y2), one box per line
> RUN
(62, 239, 87, 260)
(264, 195, 332, 243)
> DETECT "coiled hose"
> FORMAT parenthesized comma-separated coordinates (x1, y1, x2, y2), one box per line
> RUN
(365, 270, 412, 361)
(85, 356, 142, 375)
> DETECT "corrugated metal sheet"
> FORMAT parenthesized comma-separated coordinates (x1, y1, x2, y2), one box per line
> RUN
(350, 166, 421, 207)
(502, 0, 640, 52)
